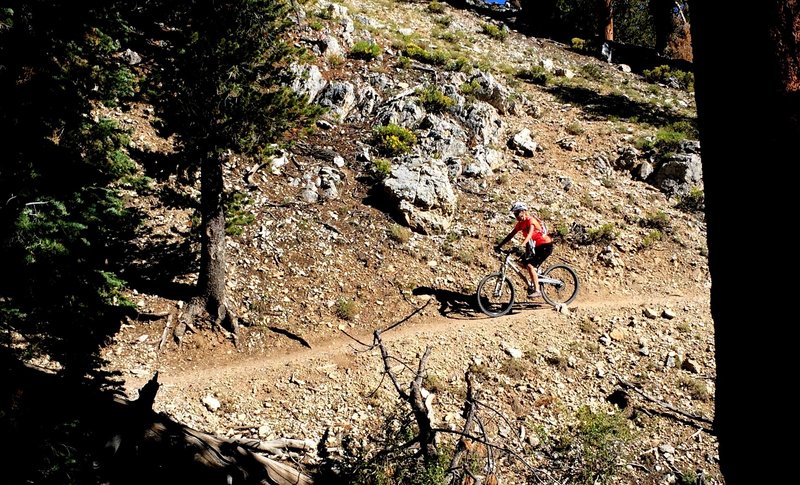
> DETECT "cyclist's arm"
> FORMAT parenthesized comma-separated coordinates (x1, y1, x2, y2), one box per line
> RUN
(496, 228, 518, 249)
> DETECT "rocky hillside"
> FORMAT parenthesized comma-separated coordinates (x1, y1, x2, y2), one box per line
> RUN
(97, 0, 718, 483)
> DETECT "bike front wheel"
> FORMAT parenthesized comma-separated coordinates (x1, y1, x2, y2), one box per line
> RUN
(476, 273, 516, 317)
(541, 265, 580, 306)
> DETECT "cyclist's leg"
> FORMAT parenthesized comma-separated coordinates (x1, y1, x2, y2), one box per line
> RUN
(521, 251, 539, 293)
(528, 244, 553, 292)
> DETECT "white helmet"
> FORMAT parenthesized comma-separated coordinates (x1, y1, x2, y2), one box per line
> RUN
(510, 201, 528, 213)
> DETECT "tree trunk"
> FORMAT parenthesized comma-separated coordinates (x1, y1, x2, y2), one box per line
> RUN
(650, 0, 674, 55)
(690, 0, 798, 482)
(196, 155, 237, 335)
(598, 0, 614, 41)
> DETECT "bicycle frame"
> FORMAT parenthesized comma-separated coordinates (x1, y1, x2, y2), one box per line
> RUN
(498, 253, 561, 288)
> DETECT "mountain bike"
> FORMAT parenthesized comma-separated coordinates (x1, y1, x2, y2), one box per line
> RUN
(476, 249, 579, 317)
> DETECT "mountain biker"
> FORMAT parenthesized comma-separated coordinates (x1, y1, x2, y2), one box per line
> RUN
(494, 201, 553, 298)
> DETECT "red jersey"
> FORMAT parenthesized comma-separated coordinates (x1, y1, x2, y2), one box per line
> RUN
(514, 214, 552, 247)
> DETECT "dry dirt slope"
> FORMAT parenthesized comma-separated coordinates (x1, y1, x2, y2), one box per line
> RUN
(100, 0, 718, 483)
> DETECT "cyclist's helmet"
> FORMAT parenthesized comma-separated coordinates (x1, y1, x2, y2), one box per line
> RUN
(510, 201, 528, 213)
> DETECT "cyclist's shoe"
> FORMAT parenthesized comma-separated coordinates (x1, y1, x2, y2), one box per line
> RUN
(527, 287, 541, 298)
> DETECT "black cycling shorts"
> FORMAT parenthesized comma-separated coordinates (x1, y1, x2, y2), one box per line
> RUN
(522, 243, 553, 268)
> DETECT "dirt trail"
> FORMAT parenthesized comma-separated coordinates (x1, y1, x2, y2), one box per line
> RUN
(122, 290, 709, 392)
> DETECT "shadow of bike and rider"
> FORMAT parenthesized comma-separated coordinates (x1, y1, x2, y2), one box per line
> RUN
(412, 286, 546, 318)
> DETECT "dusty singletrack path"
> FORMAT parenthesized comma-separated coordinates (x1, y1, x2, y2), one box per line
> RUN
(120, 290, 710, 394)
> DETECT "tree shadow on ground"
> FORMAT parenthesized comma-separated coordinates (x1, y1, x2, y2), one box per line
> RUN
(119, 235, 198, 302)
(545, 84, 696, 128)
(412, 286, 482, 318)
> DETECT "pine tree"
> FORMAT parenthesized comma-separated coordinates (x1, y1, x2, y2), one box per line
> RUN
(0, 0, 140, 374)
(142, 0, 322, 337)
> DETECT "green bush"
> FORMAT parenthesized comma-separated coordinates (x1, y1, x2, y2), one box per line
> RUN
(433, 15, 452, 27)
(642, 64, 694, 91)
(372, 124, 417, 155)
(427, 1, 446, 13)
(416, 85, 454, 113)
(388, 223, 412, 244)
(571, 37, 587, 51)
(350, 40, 382, 60)
(516, 65, 549, 86)
(636, 121, 697, 159)
(445, 56, 471, 73)
(585, 223, 617, 244)
(580, 63, 605, 82)
(676, 186, 705, 212)
(571, 405, 633, 484)
(639, 210, 670, 231)
(404, 43, 449, 66)
(335, 298, 358, 321)
(481, 23, 508, 41)
(371, 157, 393, 180)
(641, 229, 663, 248)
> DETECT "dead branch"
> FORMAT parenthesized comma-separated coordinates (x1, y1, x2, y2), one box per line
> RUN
(158, 313, 174, 350)
(616, 375, 714, 429)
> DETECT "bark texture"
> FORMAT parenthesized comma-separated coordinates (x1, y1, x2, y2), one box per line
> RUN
(691, 0, 797, 482)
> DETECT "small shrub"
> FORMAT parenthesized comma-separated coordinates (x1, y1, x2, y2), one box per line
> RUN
(445, 56, 471, 73)
(566, 122, 585, 136)
(571, 405, 633, 484)
(388, 223, 412, 244)
(500, 358, 531, 379)
(309, 21, 324, 31)
(350, 40, 382, 60)
(396, 55, 411, 69)
(642, 64, 694, 91)
(459, 79, 482, 97)
(327, 54, 345, 67)
(313, 7, 334, 20)
(676, 469, 706, 485)
(433, 15, 452, 27)
(423, 374, 447, 393)
(427, 1, 446, 13)
(678, 375, 710, 401)
(516, 65, 549, 85)
(335, 298, 358, 321)
(640, 210, 670, 231)
(571, 37, 587, 51)
(481, 23, 508, 41)
(372, 124, 417, 155)
(467, 362, 491, 381)
(579, 319, 598, 334)
(585, 223, 617, 244)
(641, 229, 663, 248)
(455, 249, 474, 265)
(371, 157, 392, 180)
(580, 63, 605, 82)
(416, 85, 454, 113)
(404, 43, 449, 66)
(676, 186, 705, 212)
(545, 353, 567, 370)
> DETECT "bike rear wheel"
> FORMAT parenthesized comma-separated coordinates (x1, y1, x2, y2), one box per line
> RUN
(476, 273, 515, 317)
(541, 265, 579, 306)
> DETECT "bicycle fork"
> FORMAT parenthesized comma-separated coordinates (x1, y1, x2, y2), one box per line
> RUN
(494, 266, 509, 297)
